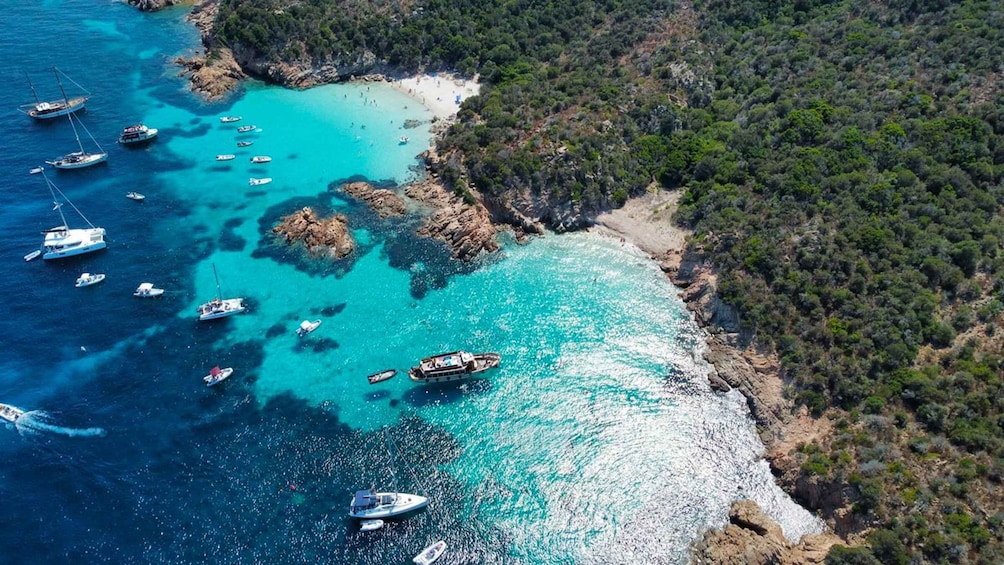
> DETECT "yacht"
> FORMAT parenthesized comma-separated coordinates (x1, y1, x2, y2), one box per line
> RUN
(19, 68, 90, 120)
(408, 351, 501, 384)
(34, 169, 107, 260)
(46, 113, 107, 169)
(197, 264, 245, 321)
(0, 403, 25, 424)
(118, 123, 158, 145)
(349, 489, 428, 519)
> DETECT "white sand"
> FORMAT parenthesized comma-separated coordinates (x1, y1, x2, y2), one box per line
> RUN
(389, 73, 481, 122)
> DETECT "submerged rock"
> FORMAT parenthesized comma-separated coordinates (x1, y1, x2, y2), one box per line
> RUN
(341, 182, 406, 218)
(273, 207, 354, 259)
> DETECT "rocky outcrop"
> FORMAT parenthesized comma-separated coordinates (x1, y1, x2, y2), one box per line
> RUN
(405, 180, 499, 262)
(273, 207, 354, 259)
(231, 49, 387, 89)
(174, 48, 245, 101)
(127, 0, 184, 11)
(341, 182, 406, 218)
(692, 500, 839, 565)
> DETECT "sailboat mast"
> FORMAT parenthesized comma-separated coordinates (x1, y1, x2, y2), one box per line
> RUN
(67, 114, 84, 153)
(25, 73, 40, 104)
(41, 170, 70, 228)
(213, 263, 222, 299)
(53, 67, 69, 105)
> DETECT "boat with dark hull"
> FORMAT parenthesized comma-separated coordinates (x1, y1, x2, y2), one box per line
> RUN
(407, 351, 500, 384)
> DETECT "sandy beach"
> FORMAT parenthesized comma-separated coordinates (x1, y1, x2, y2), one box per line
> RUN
(389, 72, 481, 122)
(590, 188, 690, 258)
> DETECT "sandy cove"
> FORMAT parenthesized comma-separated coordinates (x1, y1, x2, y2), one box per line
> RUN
(388, 73, 481, 123)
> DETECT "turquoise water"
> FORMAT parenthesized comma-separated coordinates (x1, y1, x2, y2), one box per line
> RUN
(0, 1, 820, 563)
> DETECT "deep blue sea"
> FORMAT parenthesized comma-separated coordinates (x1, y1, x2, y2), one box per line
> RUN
(0, 2, 821, 563)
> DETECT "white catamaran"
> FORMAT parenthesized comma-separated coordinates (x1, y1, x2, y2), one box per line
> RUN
(197, 264, 245, 321)
(18, 67, 90, 120)
(46, 113, 107, 169)
(32, 168, 107, 260)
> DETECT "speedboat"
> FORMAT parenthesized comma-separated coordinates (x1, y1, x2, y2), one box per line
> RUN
(349, 489, 428, 519)
(237, 125, 256, 133)
(134, 283, 164, 297)
(118, 124, 158, 145)
(237, 140, 254, 147)
(359, 520, 384, 532)
(408, 351, 501, 384)
(296, 319, 321, 337)
(204, 366, 234, 387)
(413, 541, 447, 565)
(248, 177, 272, 186)
(367, 369, 398, 385)
(250, 155, 272, 164)
(75, 272, 105, 287)
(0, 403, 25, 424)
(125, 192, 145, 201)
(220, 116, 242, 123)
(216, 154, 236, 161)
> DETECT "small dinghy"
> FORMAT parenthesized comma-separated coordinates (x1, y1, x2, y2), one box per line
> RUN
(367, 369, 397, 385)
(359, 519, 384, 532)
(220, 116, 242, 123)
(204, 366, 234, 387)
(296, 319, 321, 337)
(237, 125, 256, 133)
(413, 540, 447, 565)
(250, 155, 272, 164)
(75, 272, 105, 287)
(237, 140, 254, 147)
(134, 282, 164, 298)
(125, 192, 145, 201)
(399, 136, 409, 144)
(248, 177, 272, 186)
(216, 154, 236, 161)
(24, 250, 42, 262)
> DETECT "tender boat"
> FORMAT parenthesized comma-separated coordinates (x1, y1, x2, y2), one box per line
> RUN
(197, 264, 245, 321)
(0, 403, 25, 424)
(237, 140, 254, 147)
(413, 541, 447, 565)
(296, 319, 321, 337)
(118, 123, 158, 145)
(204, 366, 234, 387)
(250, 155, 272, 164)
(24, 250, 42, 262)
(359, 520, 384, 532)
(46, 113, 107, 169)
(349, 489, 428, 519)
(75, 272, 105, 287)
(216, 154, 236, 161)
(399, 136, 409, 144)
(237, 125, 256, 133)
(408, 351, 501, 384)
(19, 68, 90, 120)
(35, 169, 107, 260)
(220, 116, 242, 123)
(367, 369, 398, 385)
(126, 192, 145, 201)
(248, 177, 272, 186)
(134, 283, 164, 298)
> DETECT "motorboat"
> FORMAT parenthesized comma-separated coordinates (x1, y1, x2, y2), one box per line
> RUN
(75, 272, 105, 287)
(19, 68, 90, 120)
(367, 369, 398, 385)
(237, 140, 254, 147)
(399, 136, 409, 144)
(408, 351, 501, 384)
(220, 116, 242, 123)
(204, 366, 234, 387)
(126, 192, 145, 201)
(296, 319, 321, 337)
(413, 541, 447, 565)
(197, 264, 245, 321)
(237, 125, 256, 133)
(0, 403, 25, 424)
(248, 177, 272, 186)
(118, 123, 158, 145)
(35, 169, 107, 260)
(250, 155, 272, 164)
(46, 113, 107, 169)
(359, 520, 384, 532)
(216, 154, 236, 161)
(349, 489, 428, 519)
(134, 283, 164, 298)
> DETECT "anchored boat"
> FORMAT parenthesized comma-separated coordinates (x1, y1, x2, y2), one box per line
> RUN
(349, 489, 428, 519)
(408, 351, 500, 384)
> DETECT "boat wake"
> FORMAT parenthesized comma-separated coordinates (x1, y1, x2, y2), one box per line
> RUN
(15, 411, 106, 438)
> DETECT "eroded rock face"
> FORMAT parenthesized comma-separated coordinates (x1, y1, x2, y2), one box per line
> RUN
(341, 182, 406, 218)
(127, 0, 181, 11)
(272, 207, 354, 259)
(174, 47, 245, 102)
(405, 180, 499, 262)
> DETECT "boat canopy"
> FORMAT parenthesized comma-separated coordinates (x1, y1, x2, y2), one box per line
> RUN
(352, 489, 377, 509)
(210, 366, 222, 376)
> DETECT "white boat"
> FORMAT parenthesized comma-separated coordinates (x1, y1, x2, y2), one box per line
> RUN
(359, 519, 384, 532)
(367, 369, 398, 385)
(126, 192, 145, 201)
(250, 155, 272, 164)
(0, 403, 25, 424)
(408, 351, 501, 384)
(75, 272, 105, 287)
(296, 319, 321, 337)
(197, 264, 245, 321)
(413, 541, 447, 565)
(46, 113, 107, 169)
(134, 283, 164, 298)
(237, 125, 256, 133)
(220, 116, 242, 123)
(18, 67, 90, 120)
(349, 489, 429, 519)
(203, 366, 234, 387)
(118, 123, 158, 145)
(216, 154, 236, 161)
(248, 177, 272, 186)
(35, 169, 107, 260)
(24, 250, 41, 262)
(399, 136, 409, 144)
(237, 140, 254, 147)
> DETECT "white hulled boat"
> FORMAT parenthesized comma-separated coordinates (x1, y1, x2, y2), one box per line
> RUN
(125, 192, 145, 201)
(296, 319, 321, 337)
(237, 124, 256, 133)
(250, 155, 271, 163)
(118, 123, 158, 145)
(34, 168, 107, 260)
(18, 68, 90, 120)
(197, 264, 245, 321)
(349, 489, 428, 519)
(408, 351, 501, 384)
(0, 403, 25, 424)
(46, 113, 107, 169)
(75, 272, 105, 287)
(248, 177, 272, 186)
(204, 366, 234, 387)
(216, 154, 236, 161)
(413, 541, 447, 565)
(134, 283, 164, 298)
(220, 116, 242, 123)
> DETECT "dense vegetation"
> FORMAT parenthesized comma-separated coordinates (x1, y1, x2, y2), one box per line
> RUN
(213, 0, 1004, 562)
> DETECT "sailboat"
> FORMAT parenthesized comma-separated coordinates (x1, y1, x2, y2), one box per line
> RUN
(46, 113, 107, 169)
(197, 264, 245, 321)
(33, 168, 107, 260)
(18, 67, 90, 120)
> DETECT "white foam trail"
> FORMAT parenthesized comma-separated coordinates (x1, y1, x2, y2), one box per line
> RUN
(15, 411, 106, 438)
